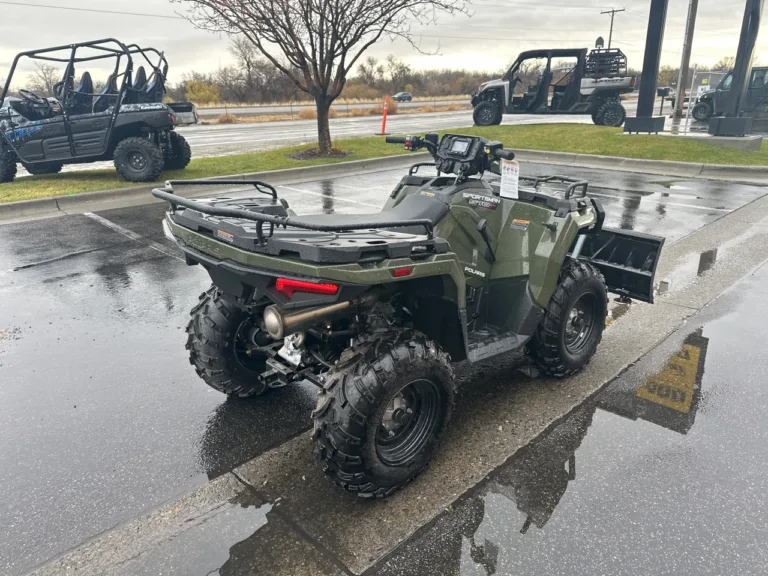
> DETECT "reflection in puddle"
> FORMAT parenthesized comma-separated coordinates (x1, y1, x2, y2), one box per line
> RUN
(377, 329, 711, 576)
(321, 180, 335, 214)
(697, 248, 718, 275)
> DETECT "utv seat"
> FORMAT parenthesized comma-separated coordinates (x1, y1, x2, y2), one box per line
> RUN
(143, 74, 166, 103)
(53, 62, 75, 101)
(291, 193, 449, 235)
(70, 72, 94, 115)
(124, 67, 147, 104)
(93, 74, 118, 113)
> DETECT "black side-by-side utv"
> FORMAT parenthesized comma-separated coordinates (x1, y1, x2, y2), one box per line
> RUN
(0, 38, 197, 183)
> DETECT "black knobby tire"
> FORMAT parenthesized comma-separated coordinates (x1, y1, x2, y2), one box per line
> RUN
(312, 333, 455, 498)
(594, 99, 627, 127)
(692, 102, 713, 122)
(165, 131, 192, 171)
(528, 261, 608, 378)
(473, 101, 502, 126)
(23, 162, 63, 175)
(0, 147, 17, 183)
(186, 286, 272, 398)
(113, 136, 164, 182)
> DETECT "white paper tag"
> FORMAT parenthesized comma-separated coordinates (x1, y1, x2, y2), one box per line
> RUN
(499, 159, 519, 199)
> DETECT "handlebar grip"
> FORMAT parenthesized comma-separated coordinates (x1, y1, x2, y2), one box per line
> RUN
(385, 136, 407, 144)
(494, 149, 516, 161)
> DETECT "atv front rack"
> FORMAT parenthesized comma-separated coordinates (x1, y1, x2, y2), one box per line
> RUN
(152, 180, 436, 243)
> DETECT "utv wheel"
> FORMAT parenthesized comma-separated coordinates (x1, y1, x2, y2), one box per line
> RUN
(595, 100, 626, 127)
(692, 102, 713, 122)
(528, 261, 608, 378)
(473, 101, 502, 126)
(114, 136, 164, 182)
(165, 131, 192, 170)
(186, 286, 275, 398)
(312, 333, 455, 498)
(22, 162, 63, 175)
(0, 148, 17, 183)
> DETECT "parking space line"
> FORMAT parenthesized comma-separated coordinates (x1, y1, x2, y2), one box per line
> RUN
(278, 185, 380, 208)
(83, 212, 183, 261)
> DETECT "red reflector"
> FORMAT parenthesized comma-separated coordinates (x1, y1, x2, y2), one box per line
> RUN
(275, 278, 339, 297)
(392, 267, 413, 278)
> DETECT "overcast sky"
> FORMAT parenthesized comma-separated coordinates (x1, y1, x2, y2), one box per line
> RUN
(0, 0, 763, 84)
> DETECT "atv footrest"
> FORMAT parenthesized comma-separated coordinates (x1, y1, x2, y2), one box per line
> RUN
(466, 329, 525, 363)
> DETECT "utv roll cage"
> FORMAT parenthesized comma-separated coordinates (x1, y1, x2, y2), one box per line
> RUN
(1, 38, 173, 167)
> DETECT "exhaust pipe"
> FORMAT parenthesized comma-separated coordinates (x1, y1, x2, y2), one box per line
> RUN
(263, 292, 379, 340)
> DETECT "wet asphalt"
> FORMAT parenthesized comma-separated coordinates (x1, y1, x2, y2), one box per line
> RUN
(0, 164, 765, 575)
(372, 258, 768, 576)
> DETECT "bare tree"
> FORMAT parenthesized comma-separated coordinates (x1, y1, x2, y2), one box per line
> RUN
(386, 55, 412, 93)
(27, 63, 60, 97)
(177, 0, 467, 154)
(358, 56, 385, 88)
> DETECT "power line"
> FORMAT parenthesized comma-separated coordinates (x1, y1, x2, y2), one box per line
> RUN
(601, 8, 626, 49)
(0, 0, 183, 19)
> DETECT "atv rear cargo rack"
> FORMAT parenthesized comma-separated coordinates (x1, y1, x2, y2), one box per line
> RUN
(153, 180, 436, 243)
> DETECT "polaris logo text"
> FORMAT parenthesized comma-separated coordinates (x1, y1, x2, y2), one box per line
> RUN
(464, 267, 486, 278)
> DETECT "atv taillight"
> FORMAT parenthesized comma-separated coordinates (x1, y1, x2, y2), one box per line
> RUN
(170, 114, 177, 124)
(275, 278, 339, 298)
(392, 267, 413, 277)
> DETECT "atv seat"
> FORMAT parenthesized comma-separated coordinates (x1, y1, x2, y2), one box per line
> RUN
(291, 192, 449, 235)
(70, 72, 94, 115)
(93, 74, 118, 113)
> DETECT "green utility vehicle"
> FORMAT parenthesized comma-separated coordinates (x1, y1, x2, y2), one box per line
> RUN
(155, 133, 664, 498)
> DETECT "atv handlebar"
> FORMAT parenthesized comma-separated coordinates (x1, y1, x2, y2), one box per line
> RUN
(492, 148, 516, 161)
(385, 136, 406, 144)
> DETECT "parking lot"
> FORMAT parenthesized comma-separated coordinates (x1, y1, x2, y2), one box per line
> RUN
(1, 162, 766, 575)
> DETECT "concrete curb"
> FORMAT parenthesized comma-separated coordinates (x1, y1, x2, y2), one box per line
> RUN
(3, 149, 768, 223)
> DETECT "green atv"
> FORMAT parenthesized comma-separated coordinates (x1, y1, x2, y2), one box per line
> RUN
(154, 133, 664, 498)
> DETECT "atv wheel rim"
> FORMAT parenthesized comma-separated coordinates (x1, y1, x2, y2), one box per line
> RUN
(376, 379, 442, 467)
(127, 151, 148, 172)
(477, 106, 496, 125)
(564, 294, 598, 354)
(234, 319, 272, 372)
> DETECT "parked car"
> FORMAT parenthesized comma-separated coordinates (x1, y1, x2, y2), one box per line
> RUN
(392, 92, 413, 102)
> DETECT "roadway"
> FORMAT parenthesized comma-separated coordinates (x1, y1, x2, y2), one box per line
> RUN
(196, 99, 466, 118)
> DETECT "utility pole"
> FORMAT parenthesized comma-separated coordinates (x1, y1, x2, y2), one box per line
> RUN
(674, 0, 699, 117)
(601, 8, 626, 49)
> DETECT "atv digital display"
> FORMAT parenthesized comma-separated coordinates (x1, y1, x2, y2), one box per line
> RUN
(450, 139, 470, 154)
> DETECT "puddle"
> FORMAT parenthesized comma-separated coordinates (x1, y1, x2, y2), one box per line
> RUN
(374, 303, 768, 575)
(120, 495, 272, 575)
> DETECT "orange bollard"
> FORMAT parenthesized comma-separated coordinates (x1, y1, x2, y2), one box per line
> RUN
(376, 97, 390, 135)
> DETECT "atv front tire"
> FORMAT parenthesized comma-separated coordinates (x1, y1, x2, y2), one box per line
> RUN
(313, 333, 455, 498)
(23, 162, 63, 175)
(186, 286, 273, 398)
(0, 147, 17, 183)
(114, 136, 164, 182)
(594, 99, 626, 127)
(165, 131, 192, 171)
(473, 101, 502, 126)
(528, 261, 608, 378)
(692, 102, 713, 122)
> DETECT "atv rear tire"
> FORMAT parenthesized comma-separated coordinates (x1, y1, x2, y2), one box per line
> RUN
(594, 99, 626, 127)
(692, 102, 713, 122)
(165, 131, 192, 171)
(186, 286, 274, 398)
(23, 162, 63, 175)
(528, 261, 608, 378)
(312, 333, 455, 498)
(473, 101, 502, 126)
(0, 147, 17, 183)
(114, 136, 164, 182)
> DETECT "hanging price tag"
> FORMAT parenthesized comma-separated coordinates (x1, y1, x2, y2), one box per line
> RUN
(499, 158, 520, 199)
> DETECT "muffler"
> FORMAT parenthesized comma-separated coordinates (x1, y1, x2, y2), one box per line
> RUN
(263, 292, 379, 340)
